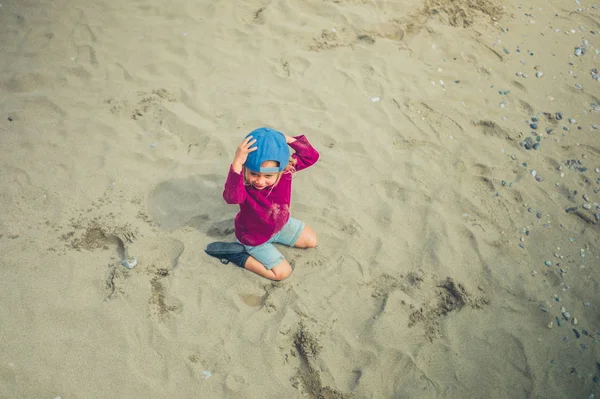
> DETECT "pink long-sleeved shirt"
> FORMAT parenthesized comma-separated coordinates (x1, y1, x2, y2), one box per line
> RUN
(223, 135, 319, 246)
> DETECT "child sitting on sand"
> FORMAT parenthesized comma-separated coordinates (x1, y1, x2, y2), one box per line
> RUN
(205, 127, 320, 280)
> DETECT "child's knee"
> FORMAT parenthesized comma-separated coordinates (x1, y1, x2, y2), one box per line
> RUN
(303, 231, 317, 248)
(271, 260, 292, 280)
(297, 227, 317, 248)
(308, 233, 318, 248)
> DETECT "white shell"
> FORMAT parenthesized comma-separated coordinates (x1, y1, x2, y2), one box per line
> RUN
(121, 257, 138, 269)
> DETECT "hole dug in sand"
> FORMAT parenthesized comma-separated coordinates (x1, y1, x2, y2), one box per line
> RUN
(62, 218, 136, 253)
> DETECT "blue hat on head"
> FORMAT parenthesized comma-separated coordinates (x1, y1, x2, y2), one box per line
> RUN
(244, 127, 290, 173)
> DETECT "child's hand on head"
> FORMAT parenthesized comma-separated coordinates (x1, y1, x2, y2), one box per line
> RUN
(232, 136, 257, 173)
(284, 134, 296, 144)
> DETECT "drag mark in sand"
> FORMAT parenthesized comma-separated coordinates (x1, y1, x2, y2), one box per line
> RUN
(149, 268, 179, 322)
(291, 322, 350, 399)
(366, 271, 489, 341)
(408, 277, 490, 341)
(305, 0, 503, 51)
(105, 88, 175, 120)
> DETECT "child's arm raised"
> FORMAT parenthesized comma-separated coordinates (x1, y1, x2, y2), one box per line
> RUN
(283, 134, 297, 144)
(232, 136, 257, 174)
(223, 136, 257, 204)
(288, 135, 319, 172)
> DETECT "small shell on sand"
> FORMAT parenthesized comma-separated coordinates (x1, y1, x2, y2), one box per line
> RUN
(121, 257, 138, 269)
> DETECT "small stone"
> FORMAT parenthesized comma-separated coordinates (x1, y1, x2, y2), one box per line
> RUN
(535, 174, 543, 182)
(563, 311, 571, 320)
(575, 47, 583, 56)
(583, 194, 590, 201)
(547, 321, 554, 328)
(569, 118, 577, 124)
(530, 122, 538, 129)
(555, 112, 563, 120)
(536, 71, 544, 78)
(545, 260, 552, 266)
(572, 317, 578, 325)
(583, 204, 592, 210)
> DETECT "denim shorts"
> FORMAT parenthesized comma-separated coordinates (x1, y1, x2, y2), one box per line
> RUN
(238, 217, 305, 270)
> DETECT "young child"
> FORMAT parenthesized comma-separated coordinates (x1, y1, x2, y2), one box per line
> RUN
(205, 127, 319, 280)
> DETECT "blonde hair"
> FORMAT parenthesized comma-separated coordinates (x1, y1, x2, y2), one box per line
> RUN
(243, 158, 297, 194)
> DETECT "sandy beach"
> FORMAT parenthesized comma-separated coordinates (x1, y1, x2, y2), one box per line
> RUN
(1, 0, 599, 397)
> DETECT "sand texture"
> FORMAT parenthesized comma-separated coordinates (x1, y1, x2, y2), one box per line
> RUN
(1, 0, 599, 398)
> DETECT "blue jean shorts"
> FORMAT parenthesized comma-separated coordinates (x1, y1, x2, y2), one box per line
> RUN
(238, 217, 305, 270)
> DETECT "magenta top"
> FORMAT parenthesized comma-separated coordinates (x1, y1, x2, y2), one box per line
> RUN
(223, 135, 319, 246)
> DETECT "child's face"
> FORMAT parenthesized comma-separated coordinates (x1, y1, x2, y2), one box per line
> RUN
(246, 161, 280, 190)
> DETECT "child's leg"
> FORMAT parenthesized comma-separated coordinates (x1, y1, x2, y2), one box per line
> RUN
(244, 257, 292, 281)
(243, 242, 292, 281)
(292, 224, 318, 248)
(272, 218, 317, 249)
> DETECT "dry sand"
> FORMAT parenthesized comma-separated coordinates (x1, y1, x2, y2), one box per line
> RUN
(1, 0, 599, 398)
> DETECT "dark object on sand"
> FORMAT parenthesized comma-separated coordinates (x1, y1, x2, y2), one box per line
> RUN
(205, 242, 249, 268)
